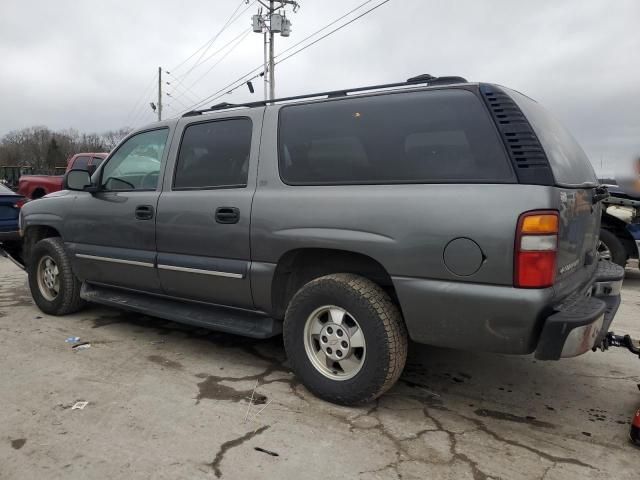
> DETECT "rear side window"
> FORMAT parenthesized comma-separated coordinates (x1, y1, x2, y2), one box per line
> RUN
(506, 89, 597, 186)
(73, 156, 90, 170)
(174, 118, 252, 189)
(91, 156, 105, 167)
(278, 89, 514, 185)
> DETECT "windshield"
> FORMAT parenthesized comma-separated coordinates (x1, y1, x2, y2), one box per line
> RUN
(0, 183, 16, 195)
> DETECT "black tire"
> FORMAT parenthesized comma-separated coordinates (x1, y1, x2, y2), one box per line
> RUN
(598, 228, 627, 267)
(27, 237, 85, 315)
(283, 273, 408, 406)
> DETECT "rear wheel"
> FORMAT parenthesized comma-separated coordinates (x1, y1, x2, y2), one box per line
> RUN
(598, 228, 627, 267)
(283, 273, 407, 405)
(27, 237, 84, 315)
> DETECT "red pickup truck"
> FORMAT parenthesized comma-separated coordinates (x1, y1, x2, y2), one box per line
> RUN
(18, 153, 108, 199)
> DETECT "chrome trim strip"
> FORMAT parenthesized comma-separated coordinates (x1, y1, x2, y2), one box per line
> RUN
(75, 253, 154, 268)
(157, 264, 244, 279)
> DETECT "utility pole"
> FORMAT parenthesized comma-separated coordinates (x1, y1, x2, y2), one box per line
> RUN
(157, 66, 163, 121)
(252, 1, 299, 100)
(268, 0, 276, 101)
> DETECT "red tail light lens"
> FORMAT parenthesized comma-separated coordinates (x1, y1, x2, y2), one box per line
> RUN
(515, 211, 559, 288)
(13, 198, 28, 209)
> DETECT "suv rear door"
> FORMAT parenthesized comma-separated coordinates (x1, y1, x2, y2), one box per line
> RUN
(155, 109, 264, 309)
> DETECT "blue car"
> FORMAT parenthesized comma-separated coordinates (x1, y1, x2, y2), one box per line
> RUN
(0, 183, 26, 243)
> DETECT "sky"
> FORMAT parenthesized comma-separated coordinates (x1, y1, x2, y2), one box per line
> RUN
(0, 0, 638, 174)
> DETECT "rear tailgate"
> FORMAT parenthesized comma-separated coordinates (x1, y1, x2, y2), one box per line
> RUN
(506, 88, 602, 298)
(554, 187, 601, 296)
(0, 197, 20, 222)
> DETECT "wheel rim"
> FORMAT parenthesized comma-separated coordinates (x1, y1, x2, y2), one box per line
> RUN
(303, 305, 366, 381)
(597, 240, 612, 261)
(37, 255, 60, 301)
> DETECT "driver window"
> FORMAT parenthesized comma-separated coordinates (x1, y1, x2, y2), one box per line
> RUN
(101, 129, 169, 191)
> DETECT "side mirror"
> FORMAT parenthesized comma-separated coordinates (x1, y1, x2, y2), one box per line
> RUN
(64, 169, 92, 191)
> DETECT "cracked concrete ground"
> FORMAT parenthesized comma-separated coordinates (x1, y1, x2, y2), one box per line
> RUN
(1, 257, 639, 479)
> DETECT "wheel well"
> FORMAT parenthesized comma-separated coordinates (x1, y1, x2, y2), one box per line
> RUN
(601, 213, 637, 259)
(270, 248, 399, 320)
(31, 188, 46, 199)
(23, 225, 61, 266)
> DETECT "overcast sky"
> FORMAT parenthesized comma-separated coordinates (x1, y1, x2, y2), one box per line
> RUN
(1, 0, 638, 174)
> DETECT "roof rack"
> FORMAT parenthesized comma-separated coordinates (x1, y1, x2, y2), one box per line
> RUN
(182, 74, 468, 117)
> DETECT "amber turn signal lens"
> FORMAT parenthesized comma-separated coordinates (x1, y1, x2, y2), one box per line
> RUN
(521, 214, 559, 234)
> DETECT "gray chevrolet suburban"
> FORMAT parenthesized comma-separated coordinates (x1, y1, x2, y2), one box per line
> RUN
(4, 75, 625, 405)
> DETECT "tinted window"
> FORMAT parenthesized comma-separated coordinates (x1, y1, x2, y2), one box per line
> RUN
(174, 118, 252, 189)
(507, 89, 597, 186)
(91, 156, 105, 167)
(278, 89, 513, 185)
(101, 129, 168, 191)
(73, 156, 90, 170)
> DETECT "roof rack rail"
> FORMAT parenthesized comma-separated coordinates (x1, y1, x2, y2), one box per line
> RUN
(182, 74, 468, 117)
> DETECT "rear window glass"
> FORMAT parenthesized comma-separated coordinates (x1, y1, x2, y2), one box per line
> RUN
(506, 89, 597, 186)
(73, 156, 90, 170)
(278, 89, 514, 185)
(92, 156, 105, 167)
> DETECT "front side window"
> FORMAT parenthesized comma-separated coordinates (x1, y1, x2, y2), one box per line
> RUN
(173, 118, 252, 189)
(101, 129, 168, 191)
(278, 89, 514, 185)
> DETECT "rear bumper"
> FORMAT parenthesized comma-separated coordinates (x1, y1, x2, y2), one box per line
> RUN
(534, 260, 625, 360)
(0, 230, 20, 242)
(393, 260, 624, 356)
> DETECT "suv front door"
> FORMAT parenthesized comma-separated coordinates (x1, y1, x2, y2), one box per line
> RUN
(66, 127, 173, 293)
(155, 110, 264, 309)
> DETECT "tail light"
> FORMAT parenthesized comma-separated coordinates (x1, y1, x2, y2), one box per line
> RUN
(13, 198, 28, 209)
(514, 211, 559, 288)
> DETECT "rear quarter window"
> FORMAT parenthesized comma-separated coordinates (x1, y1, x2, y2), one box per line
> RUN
(506, 89, 597, 186)
(278, 89, 514, 185)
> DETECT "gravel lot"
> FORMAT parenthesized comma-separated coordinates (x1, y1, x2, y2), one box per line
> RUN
(1, 257, 639, 479)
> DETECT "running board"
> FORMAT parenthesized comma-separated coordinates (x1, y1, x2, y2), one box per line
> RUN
(80, 283, 282, 339)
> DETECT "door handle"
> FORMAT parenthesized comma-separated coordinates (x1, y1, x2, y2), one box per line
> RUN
(215, 207, 240, 224)
(135, 205, 154, 220)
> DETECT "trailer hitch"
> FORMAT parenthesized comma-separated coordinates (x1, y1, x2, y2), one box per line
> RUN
(597, 332, 640, 447)
(598, 332, 640, 357)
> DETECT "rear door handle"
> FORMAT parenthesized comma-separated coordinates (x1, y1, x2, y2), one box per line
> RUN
(215, 207, 240, 224)
(135, 205, 154, 220)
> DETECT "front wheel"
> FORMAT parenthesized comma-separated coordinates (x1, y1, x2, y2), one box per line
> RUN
(27, 237, 85, 315)
(283, 273, 408, 405)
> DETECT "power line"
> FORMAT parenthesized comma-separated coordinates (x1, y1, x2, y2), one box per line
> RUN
(275, 0, 390, 65)
(172, 0, 254, 84)
(168, 0, 252, 74)
(123, 73, 158, 127)
(129, 77, 160, 127)
(185, 29, 252, 92)
(275, 0, 375, 62)
(177, 0, 391, 114)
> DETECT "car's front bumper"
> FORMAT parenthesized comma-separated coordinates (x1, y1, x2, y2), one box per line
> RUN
(535, 260, 625, 360)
